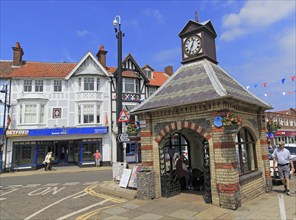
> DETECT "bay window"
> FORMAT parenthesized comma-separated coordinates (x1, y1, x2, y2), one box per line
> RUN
(78, 77, 101, 91)
(123, 78, 139, 93)
(19, 103, 45, 124)
(77, 104, 101, 124)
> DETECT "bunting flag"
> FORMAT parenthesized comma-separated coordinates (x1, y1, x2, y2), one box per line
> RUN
(263, 82, 267, 87)
(245, 74, 295, 89)
(281, 78, 286, 84)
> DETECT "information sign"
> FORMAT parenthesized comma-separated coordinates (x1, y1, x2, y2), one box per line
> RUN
(128, 165, 142, 188)
(119, 168, 132, 188)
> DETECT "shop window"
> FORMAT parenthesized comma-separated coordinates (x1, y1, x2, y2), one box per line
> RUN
(236, 128, 258, 175)
(36, 141, 53, 164)
(81, 139, 102, 161)
(13, 142, 35, 165)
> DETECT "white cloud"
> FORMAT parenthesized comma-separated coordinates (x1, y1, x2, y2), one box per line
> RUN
(154, 47, 180, 63)
(143, 8, 164, 24)
(76, 30, 95, 37)
(221, 1, 295, 41)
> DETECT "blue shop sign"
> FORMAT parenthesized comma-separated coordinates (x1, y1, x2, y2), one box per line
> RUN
(6, 126, 108, 137)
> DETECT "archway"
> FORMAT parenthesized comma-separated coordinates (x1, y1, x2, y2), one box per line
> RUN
(157, 122, 212, 203)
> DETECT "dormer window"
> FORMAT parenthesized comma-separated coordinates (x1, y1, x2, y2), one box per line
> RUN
(145, 70, 152, 78)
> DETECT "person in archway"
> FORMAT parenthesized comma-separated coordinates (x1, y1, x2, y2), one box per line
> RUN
(176, 154, 193, 190)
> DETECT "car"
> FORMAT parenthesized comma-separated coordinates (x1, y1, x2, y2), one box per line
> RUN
(268, 149, 280, 182)
(285, 144, 296, 171)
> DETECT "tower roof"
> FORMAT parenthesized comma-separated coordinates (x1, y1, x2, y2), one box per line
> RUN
(131, 59, 271, 113)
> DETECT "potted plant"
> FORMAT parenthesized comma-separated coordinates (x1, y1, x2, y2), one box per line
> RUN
(266, 121, 281, 133)
(222, 112, 242, 133)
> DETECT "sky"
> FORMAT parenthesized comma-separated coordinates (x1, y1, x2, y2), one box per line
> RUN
(0, 0, 295, 111)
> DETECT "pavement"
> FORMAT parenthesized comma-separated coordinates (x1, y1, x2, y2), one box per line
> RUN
(1, 165, 296, 219)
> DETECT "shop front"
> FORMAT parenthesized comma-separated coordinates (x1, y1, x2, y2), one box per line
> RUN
(5, 126, 109, 170)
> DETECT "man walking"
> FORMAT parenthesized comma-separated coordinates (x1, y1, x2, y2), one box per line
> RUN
(273, 141, 295, 195)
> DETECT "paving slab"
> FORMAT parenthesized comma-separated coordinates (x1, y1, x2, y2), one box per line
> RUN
(168, 209, 198, 219)
(132, 213, 164, 219)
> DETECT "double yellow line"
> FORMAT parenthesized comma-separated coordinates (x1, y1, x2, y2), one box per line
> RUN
(76, 184, 126, 220)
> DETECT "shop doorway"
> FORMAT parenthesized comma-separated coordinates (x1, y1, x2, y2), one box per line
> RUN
(53, 141, 69, 164)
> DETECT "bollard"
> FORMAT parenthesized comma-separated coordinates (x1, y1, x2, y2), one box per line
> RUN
(278, 194, 286, 220)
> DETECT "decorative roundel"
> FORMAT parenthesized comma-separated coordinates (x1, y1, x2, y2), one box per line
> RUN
(184, 35, 202, 56)
(214, 116, 223, 128)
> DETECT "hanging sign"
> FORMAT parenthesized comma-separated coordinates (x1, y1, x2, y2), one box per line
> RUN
(118, 110, 129, 122)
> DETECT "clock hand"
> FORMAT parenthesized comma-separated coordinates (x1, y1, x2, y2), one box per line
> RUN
(190, 41, 194, 50)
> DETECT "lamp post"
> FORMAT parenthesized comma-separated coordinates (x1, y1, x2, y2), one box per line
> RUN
(1, 84, 8, 172)
(113, 15, 124, 162)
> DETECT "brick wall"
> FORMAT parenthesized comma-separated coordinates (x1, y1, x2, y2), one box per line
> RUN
(136, 103, 270, 209)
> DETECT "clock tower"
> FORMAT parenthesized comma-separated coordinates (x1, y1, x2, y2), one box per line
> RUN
(179, 19, 217, 64)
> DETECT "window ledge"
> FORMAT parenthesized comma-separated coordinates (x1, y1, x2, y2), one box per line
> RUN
(239, 170, 262, 185)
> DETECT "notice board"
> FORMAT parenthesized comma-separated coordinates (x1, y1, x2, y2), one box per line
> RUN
(119, 168, 132, 188)
(128, 165, 142, 188)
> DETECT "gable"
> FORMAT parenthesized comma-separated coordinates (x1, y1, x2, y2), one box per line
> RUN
(65, 51, 108, 79)
(117, 54, 149, 83)
(179, 20, 217, 38)
(179, 20, 203, 37)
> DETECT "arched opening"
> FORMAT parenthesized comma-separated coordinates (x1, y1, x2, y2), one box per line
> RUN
(235, 127, 258, 174)
(158, 128, 210, 201)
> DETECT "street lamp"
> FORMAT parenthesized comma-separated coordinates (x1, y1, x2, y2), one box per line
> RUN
(113, 15, 124, 162)
(1, 84, 8, 171)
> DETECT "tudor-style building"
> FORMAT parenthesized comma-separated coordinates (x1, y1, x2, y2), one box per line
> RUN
(0, 43, 170, 170)
(109, 53, 170, 163)
(131, 19, 273, 209)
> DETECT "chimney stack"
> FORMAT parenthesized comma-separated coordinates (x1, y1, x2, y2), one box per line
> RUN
(12, 42, 24, 66)
(164, 65, 173, 76)
(96, 45, 108, 68)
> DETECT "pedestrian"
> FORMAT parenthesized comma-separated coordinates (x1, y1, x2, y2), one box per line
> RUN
(43, 151, 53, 171)
(176, 154, 193, 190)
(93, 150, 101, 167)
(273, 141, 295, 195)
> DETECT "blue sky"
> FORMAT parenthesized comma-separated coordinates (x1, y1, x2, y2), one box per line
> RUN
(1, 0, 295, 111)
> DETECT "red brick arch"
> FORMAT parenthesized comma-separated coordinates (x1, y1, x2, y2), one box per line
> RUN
(154, 120, 212, 144)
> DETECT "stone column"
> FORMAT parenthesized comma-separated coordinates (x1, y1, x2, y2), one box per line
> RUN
(213, 131, 241, 210)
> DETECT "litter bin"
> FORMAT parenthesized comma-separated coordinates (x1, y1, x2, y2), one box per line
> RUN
(137, 170, 155, 199)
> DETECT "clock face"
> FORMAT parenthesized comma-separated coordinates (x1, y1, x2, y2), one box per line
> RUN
(184, 35, 201, 56)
